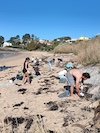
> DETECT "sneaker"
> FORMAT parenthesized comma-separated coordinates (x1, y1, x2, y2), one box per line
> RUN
(78, 92, 84, 97)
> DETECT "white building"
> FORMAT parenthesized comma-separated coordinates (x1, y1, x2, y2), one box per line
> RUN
(3, 42, 12, 47)
(78, 36, 90, 41)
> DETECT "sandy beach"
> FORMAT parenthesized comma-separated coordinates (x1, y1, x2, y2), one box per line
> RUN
(0, 51, 99, 133)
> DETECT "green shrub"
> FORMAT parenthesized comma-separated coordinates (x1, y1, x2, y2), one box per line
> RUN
(27, 41, 38, 51)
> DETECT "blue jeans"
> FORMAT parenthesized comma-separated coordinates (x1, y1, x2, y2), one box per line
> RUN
(48, 62, 53, 71)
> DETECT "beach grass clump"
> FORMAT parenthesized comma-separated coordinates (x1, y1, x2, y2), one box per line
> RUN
(54, 37, 100, 65)
(53, 43, 73, 54)
(77, 40, 100, 65)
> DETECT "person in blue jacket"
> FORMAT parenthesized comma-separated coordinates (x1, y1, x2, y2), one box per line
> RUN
(48, 58, 55, 71)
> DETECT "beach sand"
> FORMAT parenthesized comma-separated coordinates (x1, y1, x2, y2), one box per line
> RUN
(0, 51, 96, 133)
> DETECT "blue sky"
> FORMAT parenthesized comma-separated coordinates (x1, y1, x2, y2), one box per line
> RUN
(0, 0, 100, 41)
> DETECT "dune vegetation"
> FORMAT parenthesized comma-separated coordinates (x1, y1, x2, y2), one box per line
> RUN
(54, 36, 100, 65)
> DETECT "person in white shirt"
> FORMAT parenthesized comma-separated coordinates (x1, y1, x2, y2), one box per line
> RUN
(58, 69, 67, 83)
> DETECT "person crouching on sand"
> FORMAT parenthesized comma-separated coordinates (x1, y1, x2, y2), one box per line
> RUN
(22, 57, 30, 84)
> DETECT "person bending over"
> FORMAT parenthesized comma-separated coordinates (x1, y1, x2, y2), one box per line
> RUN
(67, 69, 90, 97)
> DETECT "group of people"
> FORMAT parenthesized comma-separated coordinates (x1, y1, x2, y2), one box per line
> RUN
(22, 57, 41, 84)
(48, 57, 90, 97)
(22, 56, 91, 98)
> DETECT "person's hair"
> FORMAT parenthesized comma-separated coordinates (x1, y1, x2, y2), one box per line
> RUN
(82, 73, 90, 79)
(65, 68, 68, 71)
(53, 58, 55, 61)
(25, 57, 30, 61)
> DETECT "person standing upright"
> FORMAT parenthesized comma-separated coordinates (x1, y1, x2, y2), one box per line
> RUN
(22, 57, 30, 84)
(48, 58, 55, 71)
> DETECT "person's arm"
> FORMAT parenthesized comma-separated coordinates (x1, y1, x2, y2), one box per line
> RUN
(81, 78, 84, 85)
(75, 78, 81, 93)
(25, 62, 28, 71)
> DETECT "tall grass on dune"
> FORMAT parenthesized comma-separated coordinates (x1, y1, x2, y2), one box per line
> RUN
(54, 37, 100, 65)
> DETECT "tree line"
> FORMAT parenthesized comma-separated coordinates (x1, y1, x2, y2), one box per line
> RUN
(0, 34, 39, 46)
(0, 33, 54, 51)
(0, 34, 71, 51)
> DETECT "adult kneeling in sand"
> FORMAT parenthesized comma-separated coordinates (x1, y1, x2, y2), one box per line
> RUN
(22, 57, 30, 84)
(67, 69, 90, 97)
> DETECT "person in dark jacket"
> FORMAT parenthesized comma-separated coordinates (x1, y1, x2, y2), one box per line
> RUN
(33, 64, 41, 76)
